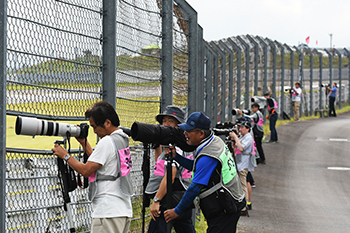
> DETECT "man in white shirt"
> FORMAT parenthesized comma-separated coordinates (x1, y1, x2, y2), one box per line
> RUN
(52, 101, 133, 233)
(291, 81, 302, 121)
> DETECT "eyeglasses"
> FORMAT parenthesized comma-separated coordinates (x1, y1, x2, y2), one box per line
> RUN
(185, 129, 202, 133)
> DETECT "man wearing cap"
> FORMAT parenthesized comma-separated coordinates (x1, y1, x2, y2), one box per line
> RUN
(290, 82, 302, 121)
(145, 105, 195, 233)
(164, 112, 245, 233)
(326, 83, 338, 117)
(264, 92, 278, 143)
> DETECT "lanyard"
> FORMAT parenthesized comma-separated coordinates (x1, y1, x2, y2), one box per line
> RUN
(195, 135, 214, 156)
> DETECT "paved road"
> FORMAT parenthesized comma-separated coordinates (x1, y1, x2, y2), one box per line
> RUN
(237, 111, 350, 233)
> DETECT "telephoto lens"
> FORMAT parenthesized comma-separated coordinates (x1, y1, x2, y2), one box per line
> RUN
(15, 116, 89, 138)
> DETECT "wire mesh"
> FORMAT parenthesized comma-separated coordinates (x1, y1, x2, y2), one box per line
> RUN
(6, 0, 103, 119)
(116, 0, 162, 128)
(172, 2, 189, 108)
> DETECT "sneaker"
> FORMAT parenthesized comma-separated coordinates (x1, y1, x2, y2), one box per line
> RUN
(247, 203, 252, 210)
(240, 209, 249, 217)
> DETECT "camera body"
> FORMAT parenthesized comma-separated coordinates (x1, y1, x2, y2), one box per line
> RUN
(212, 122, 238, 136)
(15, 116, 89, 139)
(321, 83, 330, 88)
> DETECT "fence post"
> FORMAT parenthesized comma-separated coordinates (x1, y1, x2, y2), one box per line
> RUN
(227, 38, 242, 108)
(197, 26, 204, 112)
(313, 49, 323, 110)
(324, 49, 333, 85)
(266, 38, 277, 97)
(344, 48, 350, 105)
(305, 49, 313, 116)
(285, 44, 294, 116)
(237, 36, 250, 109)
(204, 43, 214, 122)
(219, 40, 234, 121)
(257, 37, 268, 95)
(293, 46, 304, 117)
(334, 49, 342, 109)
(275, 41, 285, 118)
(207, 43, 219, 123)
(210, 42, 226, 123)
(161, 0, 174, 111)
(174, 0, 198, 115)
(102, 0, 117, 108)
(0, 0, 6, 231)
(247, 35, 259, 96)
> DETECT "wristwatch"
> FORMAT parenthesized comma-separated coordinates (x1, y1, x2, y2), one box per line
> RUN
(153, 196, 161, 203)
(64, 154, 71, 162)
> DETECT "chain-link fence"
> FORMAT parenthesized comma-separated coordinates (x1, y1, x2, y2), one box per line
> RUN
(2, 0, 350, 232)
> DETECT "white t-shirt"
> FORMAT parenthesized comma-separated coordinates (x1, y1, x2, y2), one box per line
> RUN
(292, 87, 302, 102)
(88, 130, 132, 218)
(236, 133, 254, 172)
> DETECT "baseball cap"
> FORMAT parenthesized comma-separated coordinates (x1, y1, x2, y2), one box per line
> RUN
(263, 92, 270, 96)
(179, 112, 211, 131)
(156, 105, 185, 124)
(236, 117, 251, 128)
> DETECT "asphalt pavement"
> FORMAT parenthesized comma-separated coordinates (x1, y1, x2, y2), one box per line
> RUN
(237, 111, 350, 233)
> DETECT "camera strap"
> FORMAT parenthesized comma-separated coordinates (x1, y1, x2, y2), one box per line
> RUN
(77, 139, 89, 189)
(57, 133, 77, 194)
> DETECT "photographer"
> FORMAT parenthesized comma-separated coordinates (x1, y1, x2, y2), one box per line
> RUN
(164, 112, 245, 233)
(264, 92, 278, 143)
(145, 105, 195, 233)
(229, 118, 255, 216)
(291, 81, 302, 121)
(236, 103, 266, 164)
(52, 101, 133, 233)
(326, 83, 338, 117)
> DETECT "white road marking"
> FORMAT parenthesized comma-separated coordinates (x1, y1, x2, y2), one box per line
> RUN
(329, 138, 348, 142)
(327, 167, 350, 171)
(316, 138, 349, 142)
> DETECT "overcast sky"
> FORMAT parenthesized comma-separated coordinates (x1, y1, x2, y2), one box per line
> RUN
(187, 0, 350, 49)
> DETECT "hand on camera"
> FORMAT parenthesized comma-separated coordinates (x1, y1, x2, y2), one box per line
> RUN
(52, 144, 68, 159)
(75, 137, 86, 145)
(229, 131, 238, 140)
(164, 145, 176, 158)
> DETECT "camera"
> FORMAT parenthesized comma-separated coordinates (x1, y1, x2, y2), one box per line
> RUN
(212, 122, 238, 136)
(321, 83, 330, 88)
(284, 88, 292, 92)
(232, 108, 251, 115)
(251, 96, 267, 109)
(130, 122, 197, 152)
(15, 116, 89, 138)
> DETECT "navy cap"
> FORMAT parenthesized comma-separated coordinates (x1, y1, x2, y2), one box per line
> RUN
(179, 112, 211, 131)
(156, 105, 185, 124)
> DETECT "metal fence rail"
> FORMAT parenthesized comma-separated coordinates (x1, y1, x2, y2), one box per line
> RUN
(2, 0, 350, 232)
